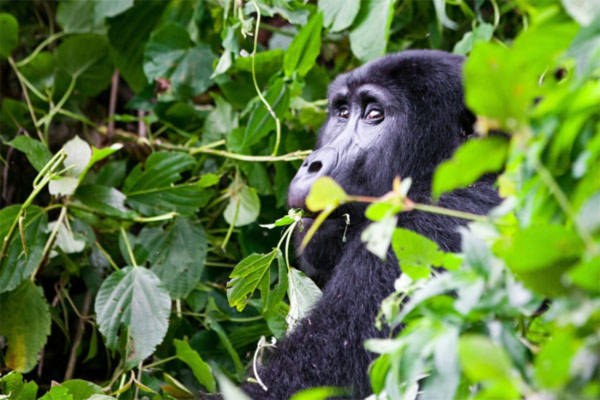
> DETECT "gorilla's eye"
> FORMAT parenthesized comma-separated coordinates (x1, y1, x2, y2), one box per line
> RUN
(365, 109, 383, 121)
(337, 106, 350, 119)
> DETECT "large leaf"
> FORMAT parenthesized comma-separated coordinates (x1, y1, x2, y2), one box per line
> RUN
(6, 136, 52, 172)
(286, 268, 321, 331)
(55, 34, 113, 96)
(0, 211, 48, 293)
(318, 0, 360, 32)
(223, 184, 260, 227)
(227, 250, 279, 312)
(0, 281, 51, 372)
(283, 12, 323, 77)
(348, 0, 394, 62)
(143, 24, 215, 99)
(94, 266, 171, 363)
(123, 151, 210, 215)
(458, 334, 513, 381)
(74, 184, 138, 219)
(0, 13, 18, 59)
(174, 339, 216, 392)
(106, 0, 169, 91)
(432, 136, 509, 198)
(391, 228, 443, 280)
(56, 0, 105, 33)
(135, 218, 207, 299)
(305, 176, 347, 212)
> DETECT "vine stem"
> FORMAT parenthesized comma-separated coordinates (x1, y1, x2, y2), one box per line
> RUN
(16, 31, 67, 67)
(31, 205, 67, 280)
(249, 0, 282, 157)
(7, 56, 45, 144)
(0, 151, 66, 262)
(121, 226, 138, 267)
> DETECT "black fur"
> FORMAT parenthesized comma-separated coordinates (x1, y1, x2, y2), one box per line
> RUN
(243, 50, 501, 399)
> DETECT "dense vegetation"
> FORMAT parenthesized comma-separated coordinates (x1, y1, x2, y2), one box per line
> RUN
(0, 0, 598, 399)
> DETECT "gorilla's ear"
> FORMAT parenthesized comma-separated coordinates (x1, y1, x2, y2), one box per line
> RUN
(459, 108, 476, 139)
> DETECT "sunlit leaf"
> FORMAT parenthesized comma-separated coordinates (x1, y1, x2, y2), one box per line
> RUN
(305, 176, 347, 212)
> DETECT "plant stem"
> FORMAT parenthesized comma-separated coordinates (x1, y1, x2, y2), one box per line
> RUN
(121, 226, 138, 267)
(32, 205, 67, 280)
(16, 31, 67, 67)
(411, 202, 490, 223)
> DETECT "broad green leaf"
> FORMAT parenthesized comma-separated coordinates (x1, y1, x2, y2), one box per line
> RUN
(391, 228, 442, 280)
(56, 0, 105, 33)
(174, 339, 216, 392)
(60, 380, 103, 400)
(19, 51, 55, 92)
(74, 184, 138, 219)
(305, 176, 347, 212)
(348, 0, 394, 62)
(94, 266, 171, 363)
(493, 225, 584, 296)
(453, 23, 494, 55)
(283, 12, 323, 77)
(242, 78, 290, 148)
(568, 19, 600, 78)
(433, 136, 509, 198)
(420, 327, 460, 400)
(201, 93, 238, 145)
(0, 13, 18, 59)
(235, 49, 284, 78)
(0, 212, 48, 293)
(0, 281, 51, 372)
(55, 34, 113, 96)
(290, 387, 346, 400)
(39, 386, 72, 400)
(534, 330, 579, 389)
(0, 371, 38, 400)
(365, 201, 403, 221)
(227, 250, 278, 311)
(369, 354, 391, 394)
(568, 257, 600, 292)
(93, 0, 133, 18)
(318, 0, 360, 32)
(361, 216, 397, 260)
(143, 24, 215, 99)
(224, 184, 260, 227)
(6, 136, 51, 172)
(286, 267, 322, 330)
(107, 0, 169, 91)
(123, 151, 195, 192)
(140, 218, 207, 299)
(458, 334, 513, 381)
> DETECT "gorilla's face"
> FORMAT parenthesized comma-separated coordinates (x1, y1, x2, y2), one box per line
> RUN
(288, 50, 471, 217)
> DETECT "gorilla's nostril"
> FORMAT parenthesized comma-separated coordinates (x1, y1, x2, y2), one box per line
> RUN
(308, 161, 322, 173)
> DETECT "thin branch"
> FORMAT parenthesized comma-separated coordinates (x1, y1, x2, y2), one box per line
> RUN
(64, 292, 92, 380)
(107, 70, 120, 138)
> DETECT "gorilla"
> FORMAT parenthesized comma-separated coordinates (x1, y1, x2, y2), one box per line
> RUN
(242, 50, 501, 399)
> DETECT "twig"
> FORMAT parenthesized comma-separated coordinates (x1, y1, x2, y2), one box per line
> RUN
(64, 292, 92, 380)
(138, 110, 147, 138)
(31, 206, 67, 280)
(107, 70, 120, 138)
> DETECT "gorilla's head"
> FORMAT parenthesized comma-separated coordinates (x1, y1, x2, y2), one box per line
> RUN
(288, 50, 474, 212)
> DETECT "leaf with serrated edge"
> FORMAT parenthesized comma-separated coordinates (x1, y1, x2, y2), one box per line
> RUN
(94, 267, 171, 363)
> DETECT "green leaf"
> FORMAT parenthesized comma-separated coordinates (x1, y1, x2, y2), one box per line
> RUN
(318, 0, 360, 32)
(0, 371, 38, 400)
(39, 386, 72, 400)
(361, 216, 397, 260)
(227, 250, 278, 311)
(348, 0, 394, 62)
(201, 94, 239, 145)
(0, 281, 51, 373)
(305, 176, 347, 212)
(568, 257, 600, 292)
(433, 136, 509, 198)
(56, 0, 105, 33)
(242, 78, 290, 149)
(216, 372, 251, 400)
(0, 211, 48, 293)
(139, 218, 207, 299)
(59, 380, 103, 400)
(453, 23, 494, 55)
(576, 191, 600, 233)
(286, 267, 322, 330)
(224, 184, 260, 227)
(493, 225, 584, 296)
(0, 13, 18, 59)
(290, 387, 346, 400)
(534, 330, 579, 389)
(143, 24, 215, 99)
(283, 12, 323, 77)
(20, 51, 55, 92)
(458, 334, 513, 381)
(93, 0, 133, 18)
(74, 184, 138, 219)
(55, 34, 113, 96)
(174, 339, 216, 392)
(568, 18, 600, 79)
(6, 136, 51, 172)
(94, 266, 171, 363)
(106, 0, 169, 92)
(391, 228, 442, 280)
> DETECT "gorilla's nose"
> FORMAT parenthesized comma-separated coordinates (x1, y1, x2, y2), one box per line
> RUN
(288, 147, 338, 209)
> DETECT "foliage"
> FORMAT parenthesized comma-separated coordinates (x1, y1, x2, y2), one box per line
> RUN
(0, 0, 598, 400)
